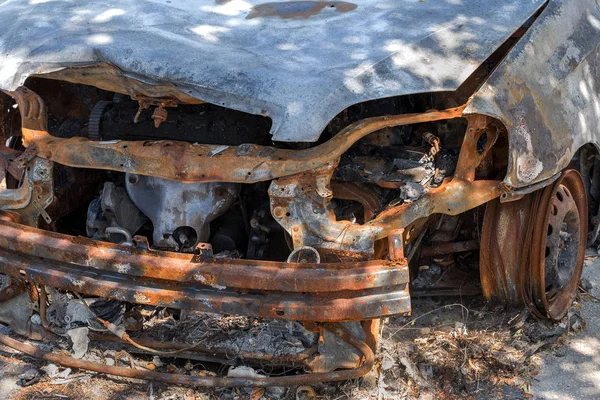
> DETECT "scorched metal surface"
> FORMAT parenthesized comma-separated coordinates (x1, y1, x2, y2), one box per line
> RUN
(0, 0, 545, 142)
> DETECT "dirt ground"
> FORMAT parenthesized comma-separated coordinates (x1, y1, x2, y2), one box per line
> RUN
(1, 254, 598, 400)
(529, 252, 600, 400)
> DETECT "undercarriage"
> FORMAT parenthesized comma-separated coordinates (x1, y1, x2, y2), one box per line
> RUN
(0, 76, 590, 387)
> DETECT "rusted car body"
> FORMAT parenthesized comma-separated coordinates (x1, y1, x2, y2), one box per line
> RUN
(0, 0, 597, 386)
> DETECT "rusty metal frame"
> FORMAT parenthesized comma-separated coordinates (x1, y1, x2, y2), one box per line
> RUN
(269, 115, 503, 254)
(0, 85, 514, 385)
(7, 86, 466, 183)
(2, 86, 502, 253)
(0, 177, 31, 210)
(369, 114, 502, 236)
(0, 88, 504, 315)
(0, 87, 508, 319)
(0, 218, 410, 321)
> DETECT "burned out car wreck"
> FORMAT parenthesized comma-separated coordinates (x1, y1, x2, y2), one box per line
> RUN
(0, 0, 598, 387)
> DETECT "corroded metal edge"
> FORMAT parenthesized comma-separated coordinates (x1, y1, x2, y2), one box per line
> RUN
(0, 218, 410, 322)
(9, 86, 466, 183)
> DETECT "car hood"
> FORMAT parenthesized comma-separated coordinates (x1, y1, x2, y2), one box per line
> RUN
(0, 0, 545, 142)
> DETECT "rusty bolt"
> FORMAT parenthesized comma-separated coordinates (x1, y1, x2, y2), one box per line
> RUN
(151, 106, 168, 128)
(128, 174, 139, 185)
(272, 206, 285, 219)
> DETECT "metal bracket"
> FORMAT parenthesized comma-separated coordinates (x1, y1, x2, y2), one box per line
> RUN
(499, 173, 560, 203)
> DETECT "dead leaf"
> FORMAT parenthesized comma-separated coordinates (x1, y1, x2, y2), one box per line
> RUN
(251, 387, 265, 400)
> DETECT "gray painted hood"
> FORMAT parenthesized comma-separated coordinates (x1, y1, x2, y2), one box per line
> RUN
(0, 0, 545, 142)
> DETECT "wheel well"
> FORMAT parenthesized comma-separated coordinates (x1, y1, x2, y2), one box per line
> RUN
(571, 143, 599, 244)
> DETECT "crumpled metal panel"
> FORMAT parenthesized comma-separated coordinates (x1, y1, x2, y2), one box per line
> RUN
(0, 0, 544, 142)
(467, 0, 600, 188)
(0, 218, 411, 321)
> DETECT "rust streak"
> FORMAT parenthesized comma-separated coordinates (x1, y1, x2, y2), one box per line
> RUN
(0, 218, 409, 293)
(247, 1, 357, 19)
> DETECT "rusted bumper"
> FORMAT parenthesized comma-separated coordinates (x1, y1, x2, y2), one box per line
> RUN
(0, 219, 410, 321)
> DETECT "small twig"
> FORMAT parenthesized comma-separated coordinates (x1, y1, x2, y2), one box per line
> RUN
(114, 350, 136, 369)
(524, 336, 559, 359)
(388, 303, 470, 339)
(376, 366, 385, 400)
(507, 311, 524, 325)
(148, 382, 154, 400)
(579, 285, 600, 302)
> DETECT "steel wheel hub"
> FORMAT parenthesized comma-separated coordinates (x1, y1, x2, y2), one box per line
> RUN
(481, 169, 587, 321)
(544, 185, 579, 298)
(531, 170, 587, 320)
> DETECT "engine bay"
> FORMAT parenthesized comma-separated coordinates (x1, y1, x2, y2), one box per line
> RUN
(1, 78, 494, 263)
(0, 76, 510, 384)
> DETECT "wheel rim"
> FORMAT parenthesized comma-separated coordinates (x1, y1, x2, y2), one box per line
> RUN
(481, 169, 587, 321)
(545, 185, 579, 302)
(531, 170, 587, 320)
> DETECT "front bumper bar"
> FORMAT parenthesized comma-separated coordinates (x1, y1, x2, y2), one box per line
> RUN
(0, 219, 410, 321)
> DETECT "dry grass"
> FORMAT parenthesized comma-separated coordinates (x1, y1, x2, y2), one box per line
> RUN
(0, 294, 587, 400)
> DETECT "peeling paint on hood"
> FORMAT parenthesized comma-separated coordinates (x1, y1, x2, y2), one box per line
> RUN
(0, 0, 545, 142)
